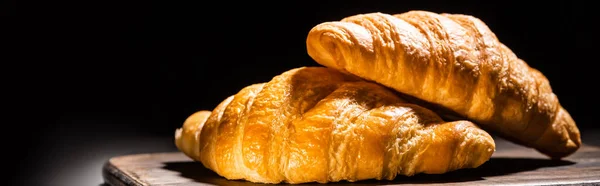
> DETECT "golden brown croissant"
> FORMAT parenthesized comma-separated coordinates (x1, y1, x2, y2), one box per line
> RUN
(175, 67, 495, 184)
(306, 11, 580, 159)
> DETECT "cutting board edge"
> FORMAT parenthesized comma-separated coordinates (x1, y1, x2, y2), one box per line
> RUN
(103, 157, 145, 186)
(101, 151, 600, 186)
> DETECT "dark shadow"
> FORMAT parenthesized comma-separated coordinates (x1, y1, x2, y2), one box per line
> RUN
(162, 157, 575, 185)
(162, 161, 268, 186)
(465, 157, 575, 177)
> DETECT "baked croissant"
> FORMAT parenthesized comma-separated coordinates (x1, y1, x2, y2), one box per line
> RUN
(306, 11, 580, 159)
(175, 67, 495, 184)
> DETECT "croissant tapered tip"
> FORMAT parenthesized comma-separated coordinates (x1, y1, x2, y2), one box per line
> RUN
(477, 131, 497, 166)
(175, 110, 212, 161)
(417, 121, 495, 174)
(307, 21, 373, 71)
(535, 107, 581, 159)
(174, 128, 183, 146)
(456, 121, 496, 169)
(306, 22, 347, 69)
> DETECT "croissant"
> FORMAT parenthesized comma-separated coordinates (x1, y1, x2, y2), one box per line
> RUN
(175, 67, 495, 184)
(306, 11, 580, 159)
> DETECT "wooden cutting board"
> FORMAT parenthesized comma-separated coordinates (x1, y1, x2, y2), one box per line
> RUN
(102, 137, 600, 186)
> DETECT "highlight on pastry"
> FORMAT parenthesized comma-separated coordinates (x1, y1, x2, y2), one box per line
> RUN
(306, 10, 580, 159)
(175, 67, 495, 184)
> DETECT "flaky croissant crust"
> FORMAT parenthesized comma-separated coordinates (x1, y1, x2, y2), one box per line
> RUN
(306, 11, 580, 158)
(175, 67, 495, 184)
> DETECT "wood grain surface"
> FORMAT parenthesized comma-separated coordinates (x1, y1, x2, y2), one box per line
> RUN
(102, 137, 600, 186)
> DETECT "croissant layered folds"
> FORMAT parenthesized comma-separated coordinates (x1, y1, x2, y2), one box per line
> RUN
(175, 67, 495, 184)
(306, 11, 580, 158)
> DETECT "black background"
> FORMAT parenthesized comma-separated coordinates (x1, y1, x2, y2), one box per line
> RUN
(11, 0, 598, 185)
